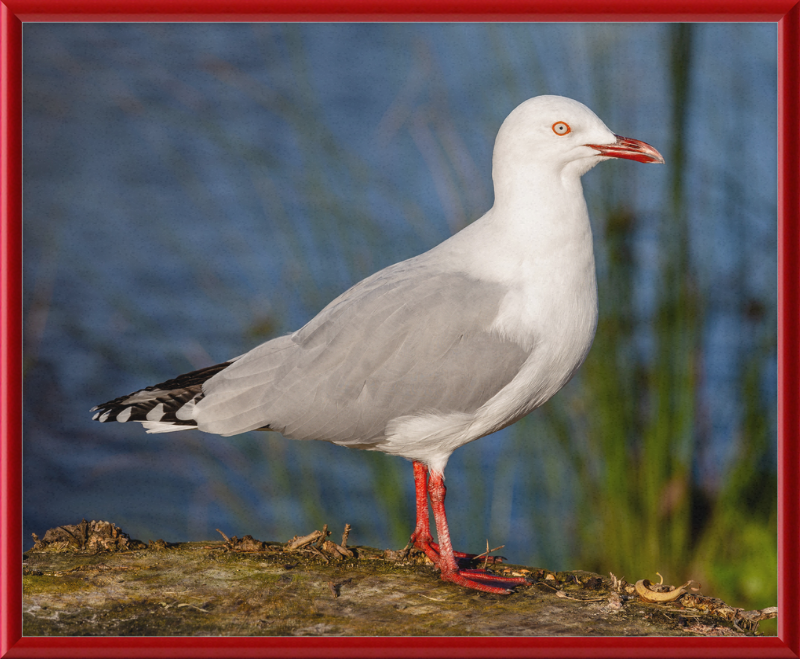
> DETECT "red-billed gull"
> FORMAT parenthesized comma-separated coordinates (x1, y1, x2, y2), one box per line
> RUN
(93, 95, 664, 593)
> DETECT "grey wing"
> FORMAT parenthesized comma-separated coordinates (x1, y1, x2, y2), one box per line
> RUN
(195, 263, 530, 442)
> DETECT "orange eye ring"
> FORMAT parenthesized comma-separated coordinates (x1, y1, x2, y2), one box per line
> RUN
(552, 121, 571, 136)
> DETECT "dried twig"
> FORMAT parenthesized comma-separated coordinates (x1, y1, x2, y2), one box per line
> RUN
(323, 540, 354, 559)
(556, 590, 607, 602)
(473, 543, 505, 560)
(286, 530, 324, 550)
(176, 603, 209, 613)
(472, 541, 505, 569)
(306, 545, 330, 564)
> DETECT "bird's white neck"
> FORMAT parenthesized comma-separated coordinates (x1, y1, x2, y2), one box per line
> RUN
(442, 163, 594, 280)
(494, 164, 589, 235)
(427, 161, 599, 355)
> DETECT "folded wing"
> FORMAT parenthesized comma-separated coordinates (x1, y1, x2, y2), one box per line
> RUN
(194, 262, 531, 443)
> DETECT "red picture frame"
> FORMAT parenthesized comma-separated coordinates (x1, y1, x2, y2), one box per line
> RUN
(2, 2, 798, 657)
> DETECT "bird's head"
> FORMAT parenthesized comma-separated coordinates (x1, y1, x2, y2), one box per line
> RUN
(493, 95, 664, 181)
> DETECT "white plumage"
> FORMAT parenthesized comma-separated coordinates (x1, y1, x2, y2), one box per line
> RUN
(94, 95, 663, 593)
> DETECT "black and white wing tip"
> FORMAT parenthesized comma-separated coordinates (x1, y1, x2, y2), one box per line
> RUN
(91, 361, 232, 434)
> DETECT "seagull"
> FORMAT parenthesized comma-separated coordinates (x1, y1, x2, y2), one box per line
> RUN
(92, 95, 664, 594)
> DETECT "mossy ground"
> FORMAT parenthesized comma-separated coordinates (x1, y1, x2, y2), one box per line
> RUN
(21, 541, 766, 637)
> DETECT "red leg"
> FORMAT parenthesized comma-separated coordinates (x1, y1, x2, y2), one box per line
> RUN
(409, 461, 504, 565)
(410, 461, 441, 564)
(411, 464, 529, 594)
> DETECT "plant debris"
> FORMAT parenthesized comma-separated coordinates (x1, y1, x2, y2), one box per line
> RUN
(215, 529, 274, 553)
(214, 524, 356, 562)
(614, 572, 777, 633)
(634, 573, 701, 603)
(29, 519, 148, 553)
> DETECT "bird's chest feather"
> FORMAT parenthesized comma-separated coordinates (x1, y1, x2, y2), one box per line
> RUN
(487, 238, 598, 408)
(492, 233, 597, 343)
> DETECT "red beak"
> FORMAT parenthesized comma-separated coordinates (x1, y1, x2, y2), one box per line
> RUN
(585, 135, 665, 164)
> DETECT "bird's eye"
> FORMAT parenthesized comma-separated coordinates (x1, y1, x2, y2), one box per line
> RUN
(552, 121, 571, 136)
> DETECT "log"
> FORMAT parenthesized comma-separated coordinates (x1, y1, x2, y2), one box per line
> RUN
(22, 520, 777, 637)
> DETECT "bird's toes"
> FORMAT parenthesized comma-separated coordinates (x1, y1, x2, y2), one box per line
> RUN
(459, 568, 530, 585)
(440, 568, 527, 594)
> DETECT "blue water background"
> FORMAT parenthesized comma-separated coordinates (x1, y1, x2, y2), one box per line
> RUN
(22, 23, 777, 568)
